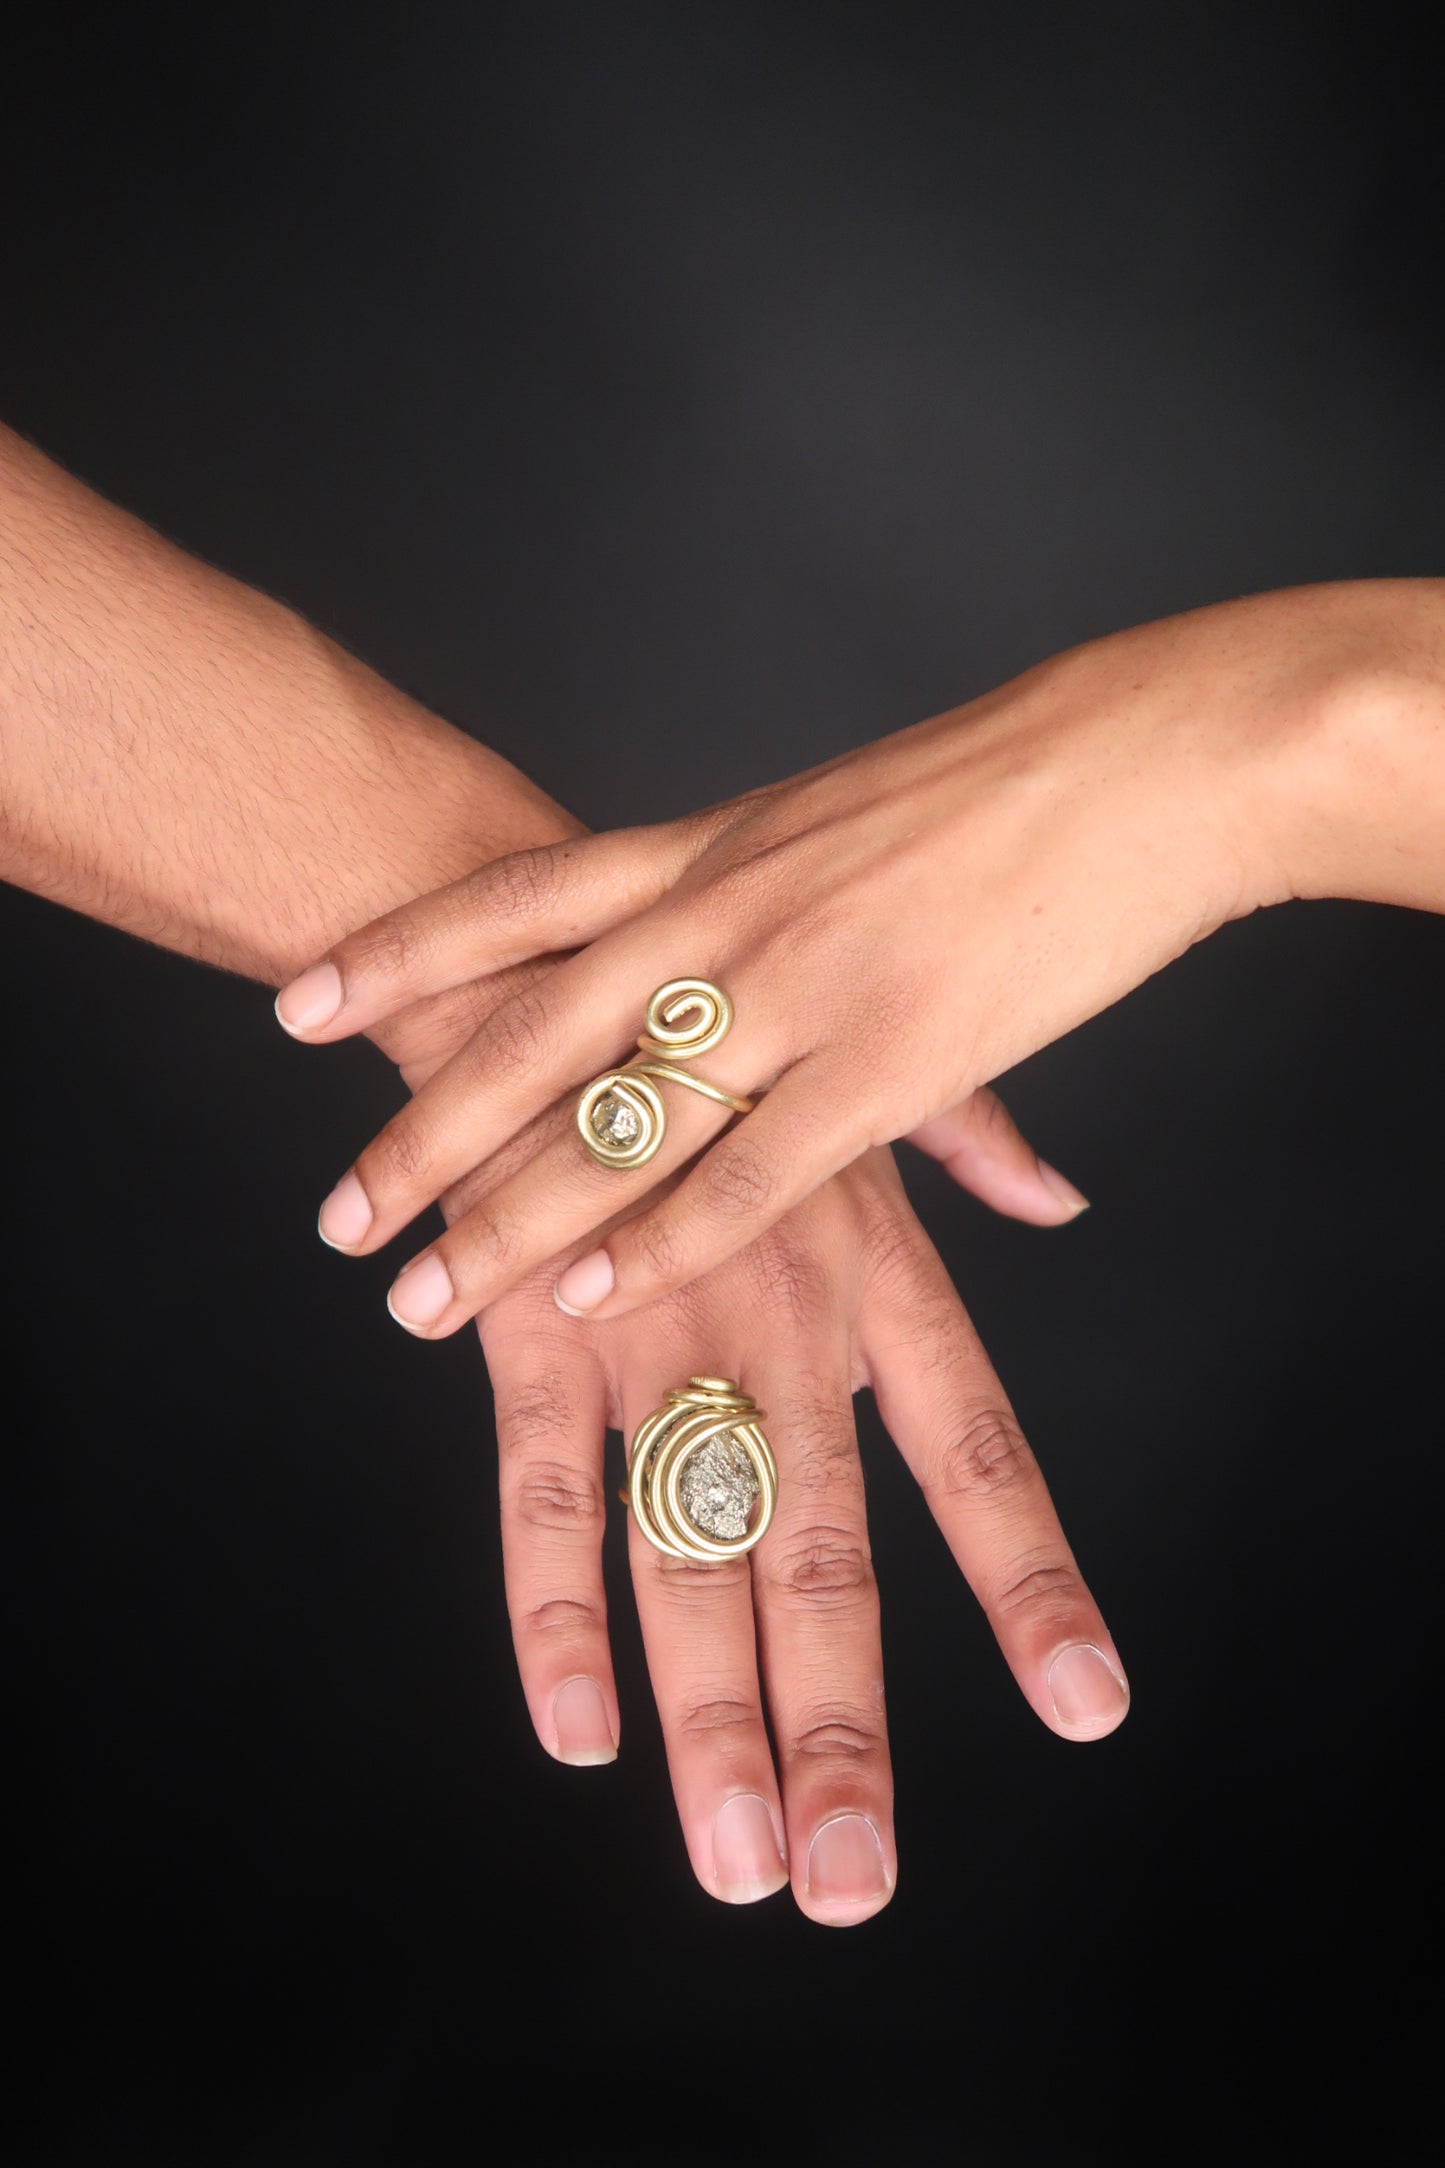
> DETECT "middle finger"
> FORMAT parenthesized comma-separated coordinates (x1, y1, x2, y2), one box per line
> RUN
(620, 1344, 791, 1908)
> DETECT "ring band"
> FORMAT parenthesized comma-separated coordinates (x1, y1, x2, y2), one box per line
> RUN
(628, 1060, 753, 1114)
(625, 1376, 777, 1562)
(578, 979, 754, 1170)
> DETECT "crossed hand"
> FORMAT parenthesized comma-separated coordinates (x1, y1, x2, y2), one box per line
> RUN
(303, 956, 1122, 1925)
(277, 578, 1441, 1920)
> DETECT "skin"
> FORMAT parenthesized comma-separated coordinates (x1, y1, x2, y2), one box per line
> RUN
(1, 422, 1126, 1926)
(282, 580, 1445, 1332)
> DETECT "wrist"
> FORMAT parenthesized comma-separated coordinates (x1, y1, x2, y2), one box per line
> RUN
(1257, 579, 1445, 912)
(268, 615, 584, 962)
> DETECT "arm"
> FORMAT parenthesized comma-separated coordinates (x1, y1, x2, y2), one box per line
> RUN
(1, 424, 1127, 1924)
(0, 418, 1089, 1223)
(280, 579, 1445, 1328)
(0, 420, 577, 979)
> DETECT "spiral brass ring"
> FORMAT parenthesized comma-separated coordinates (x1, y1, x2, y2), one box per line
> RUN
(625, 1376, 777, 1562)
(578, 979, 754, 1170)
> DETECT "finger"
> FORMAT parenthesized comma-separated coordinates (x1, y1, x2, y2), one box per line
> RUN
(274, 829, 684, 1041)
(381, 1063, 743, 1337)
(482, 1301, 620, 1766)
(620, 1354, 789, 1907)
(550, 1058, 854, 1324)
(860, 1219, 1129, 1742)
(369, 958, 556, 1092)
(315, 926, 684, 1256)
(744, 1313, 896, 1926)
(906, 1088, 1090, 1226)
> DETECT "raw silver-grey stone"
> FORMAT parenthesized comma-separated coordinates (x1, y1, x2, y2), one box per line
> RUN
(678, 1431, 759, 1541)
(591, 1094, 641, 1147)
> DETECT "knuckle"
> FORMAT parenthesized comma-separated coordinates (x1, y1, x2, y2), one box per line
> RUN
(345, 913, 431, 985)
(431, 960, 554, 1050)
(455, 1199, 524, 1275)
(776, 1389, 857, 1497)
(517, 1593, 606, 1641)
(859, 1211, 928, 1304)
(623, 1210, 688, 1288)
(647, 1550, 752, 1603)
(929, 1407, 1037, 1502)
(787, 1708, 886, 1770)
(509, 1457, 604, 1534)
(767, 1525, 875, 1609)
(475, 985, 555, 1083)
(989, 1555, 1082, 1629)
(676, 1693, 762, 1746)
(856, 1199, 967, 1362)
(482, 845, 564, 921)
(743, 1225, 829, 1329)
(497, 1374, 579, 1453)
(696, 1135, 778, 1222)
(363, 1110, 434, 1193)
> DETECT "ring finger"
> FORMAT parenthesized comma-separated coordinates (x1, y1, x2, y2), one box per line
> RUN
(483, 1299, 621, 1766)
(319, 932, 780, 1260)
(380, 1044, 781, 1338)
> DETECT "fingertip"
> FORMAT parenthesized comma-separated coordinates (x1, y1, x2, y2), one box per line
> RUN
(1036, 1159, 1091, 1219)
(1046, 1643, 1130, 1741)
(550, 1677, 620, 1766)
(553, 1249, 616, 1318)
(275, 960, 344, 1037)
(800, 1813, 896, 1927)
(710, 1793, 790, 1905)
(317, 1171, 374, 1251)
(386, 1252, 456, 1333)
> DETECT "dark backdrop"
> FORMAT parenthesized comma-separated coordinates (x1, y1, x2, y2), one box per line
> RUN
(3, 4, 1442, 2160)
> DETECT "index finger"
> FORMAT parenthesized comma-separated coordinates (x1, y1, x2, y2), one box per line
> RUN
(274, 829, 679, 1041)
(480, 1303, 621, 1766)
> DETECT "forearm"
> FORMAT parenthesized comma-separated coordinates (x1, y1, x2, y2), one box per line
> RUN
(0, 423, 579, 983)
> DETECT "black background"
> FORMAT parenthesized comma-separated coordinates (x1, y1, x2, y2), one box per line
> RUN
(3, 4, 1442, 2160)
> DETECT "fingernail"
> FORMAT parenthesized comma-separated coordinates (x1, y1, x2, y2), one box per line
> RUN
(317, 1171, 373, 1251)
(1048, 1643, 1130, 1737)
(1037, 1158, 1090, 1217)
(712, 1794, 788, 1904)
(806, 1814, 890, 1908)
(386, 1253, 454, 1331)
(275, 961, 343, 1035)
(553, 1249, 615, 1318)
(551, 1677, 618, 1766)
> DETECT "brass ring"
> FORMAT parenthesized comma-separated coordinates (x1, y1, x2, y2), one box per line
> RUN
(625, 1377, 777, 1562)
(578, 979, 754, 1170)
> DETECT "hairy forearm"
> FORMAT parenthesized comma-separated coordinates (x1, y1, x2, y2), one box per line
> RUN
(0, 423, 579, 983)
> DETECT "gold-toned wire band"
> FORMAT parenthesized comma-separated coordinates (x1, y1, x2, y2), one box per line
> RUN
(629, 1059, 754, 1116)
(578, 979, 755, 1169)
(625, 1376, 777, 1562)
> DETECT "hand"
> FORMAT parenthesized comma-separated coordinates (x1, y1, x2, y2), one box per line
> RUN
(278, 580, 1445, 1331)
(361, 979, 1127, 1926)
(0, 420, 1127, 1926)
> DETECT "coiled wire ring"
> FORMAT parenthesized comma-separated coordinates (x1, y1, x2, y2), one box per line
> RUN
(578, 979, 753, 1170)
(625, 1377, 777, 1562)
